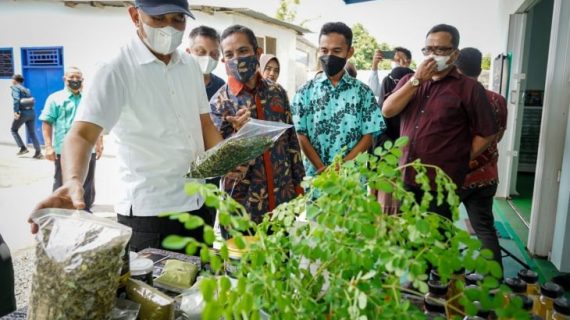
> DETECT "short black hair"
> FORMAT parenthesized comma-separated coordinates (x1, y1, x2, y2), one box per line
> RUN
(426, 24, 460, 49)
(394, 47, 412, 60)
(190, 25, 220, 43)
(319, 22, 353, 48)
(221, 24, 258, 50)
(455, 47, 483, 77)
(12, 74, 24, 83)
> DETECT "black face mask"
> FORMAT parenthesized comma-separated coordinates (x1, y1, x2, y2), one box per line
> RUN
(319, 55, 347, 77)
(68, 80, 82, 91)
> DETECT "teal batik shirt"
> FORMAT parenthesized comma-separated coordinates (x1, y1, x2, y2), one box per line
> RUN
(39, 89, 82, 154)
(291, 72, 385, 176)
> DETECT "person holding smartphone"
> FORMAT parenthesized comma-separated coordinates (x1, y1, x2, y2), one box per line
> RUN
(368, 47, 412, 98)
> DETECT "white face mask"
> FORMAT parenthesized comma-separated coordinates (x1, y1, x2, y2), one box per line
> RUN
(430, 54, 451, 72)
(140, 21, 184, 55)
(192, 54, 218, 75)
(391, 61, 400, 69)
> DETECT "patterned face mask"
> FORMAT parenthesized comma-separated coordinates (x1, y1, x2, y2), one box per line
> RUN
(225, 55, 259, 83)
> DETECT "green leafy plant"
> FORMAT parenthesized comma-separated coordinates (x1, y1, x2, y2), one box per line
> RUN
(162, 137, 528, 319)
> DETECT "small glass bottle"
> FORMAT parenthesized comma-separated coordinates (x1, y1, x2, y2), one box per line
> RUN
(518, 269, 540, 296)
(504, 277, 528, 304)
(552, 297, 570, 320)
(130, 257, 154, 286)
(425, 279, 448, 318)
(534, 282, 564, 319)
(116, 242, 131, 298)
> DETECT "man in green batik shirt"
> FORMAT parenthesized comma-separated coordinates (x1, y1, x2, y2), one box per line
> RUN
(291, 22, 385, 176)
(40, 67, 103, 212)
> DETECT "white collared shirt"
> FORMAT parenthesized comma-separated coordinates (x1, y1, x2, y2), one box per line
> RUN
(76, 35, 210, 216)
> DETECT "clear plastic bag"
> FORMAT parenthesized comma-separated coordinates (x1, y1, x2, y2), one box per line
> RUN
(187, 119, 293, 179)
(27, 208, 132, 320)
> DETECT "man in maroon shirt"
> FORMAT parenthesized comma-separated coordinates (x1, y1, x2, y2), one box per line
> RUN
(456, 47, 508, 272)
(383, 24, 498, 220)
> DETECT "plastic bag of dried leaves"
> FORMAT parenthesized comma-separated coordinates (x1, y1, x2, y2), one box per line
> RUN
(187, 119, 293, 179)
(27, 209, 132, 320)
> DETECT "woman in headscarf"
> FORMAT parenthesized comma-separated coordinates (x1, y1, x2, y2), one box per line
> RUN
(260, 54, 280, 82)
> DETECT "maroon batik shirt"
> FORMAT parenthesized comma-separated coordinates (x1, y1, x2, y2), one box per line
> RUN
(463, 90, 508, 188)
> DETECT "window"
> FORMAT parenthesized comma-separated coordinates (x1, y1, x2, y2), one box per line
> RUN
(0, 48, 14, 79)
(255, 36, 277, 55)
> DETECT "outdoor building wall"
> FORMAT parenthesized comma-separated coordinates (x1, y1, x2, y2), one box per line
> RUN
(0, 1, 300, 143)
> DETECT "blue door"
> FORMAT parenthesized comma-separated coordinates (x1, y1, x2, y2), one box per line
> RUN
(21, 47, 64, 145)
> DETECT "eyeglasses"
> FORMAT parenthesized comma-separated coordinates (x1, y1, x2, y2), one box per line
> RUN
(421, 46, 455, 56)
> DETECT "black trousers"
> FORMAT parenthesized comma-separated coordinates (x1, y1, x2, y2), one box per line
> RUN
(460, 184, 503, 272)
(11, 111, 40, 153)
(117, 204, 215, 253)
(54, 153, 96, 210)
(0, 234, 16, 317)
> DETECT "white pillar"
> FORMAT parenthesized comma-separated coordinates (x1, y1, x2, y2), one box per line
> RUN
(549, 0, 570, 272)
(527, 0, 570, 259)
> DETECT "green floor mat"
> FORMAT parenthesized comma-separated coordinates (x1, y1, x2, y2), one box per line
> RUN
(510, 172, 535, 224)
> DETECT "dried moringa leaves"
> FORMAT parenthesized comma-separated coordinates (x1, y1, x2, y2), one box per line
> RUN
(28, 209, 131, 320)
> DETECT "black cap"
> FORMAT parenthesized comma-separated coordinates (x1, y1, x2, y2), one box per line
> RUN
(428, 280, 449, 296)
(430, 269, 441, 281)
(518, 269, 539, 284)
(540, 282, 564, 299)
(512, 294, 534, 310)
(135, 0, 194, 19)
(424, 297, 446, 314)
(554, 297, 570, 315)
(505, 277, 527, 293)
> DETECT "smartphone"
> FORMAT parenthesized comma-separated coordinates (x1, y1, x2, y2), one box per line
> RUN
(381, 50, 395, 60)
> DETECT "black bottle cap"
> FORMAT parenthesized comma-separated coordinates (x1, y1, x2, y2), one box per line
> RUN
(518, 269, 539, 284)
(505, 277, 527, 293)
(453, 267, 466, 275)
(513, 294, 534, 310)
(466, 273, 484, 286)
(424, 297, 446, 314)
(428, 280, 449, 296)
(554, 297, 570, 316)
(540, 282, 563, 299)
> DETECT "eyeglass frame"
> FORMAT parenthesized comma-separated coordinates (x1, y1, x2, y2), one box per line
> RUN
(421, 46, 456, 56)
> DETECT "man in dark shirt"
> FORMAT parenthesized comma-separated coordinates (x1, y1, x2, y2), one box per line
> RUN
(187, 25, 226, 100)
(456, 47, 508, 271)
(383, 24, 498, 220)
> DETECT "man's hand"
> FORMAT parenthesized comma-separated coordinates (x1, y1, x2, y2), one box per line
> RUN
(414, 57, 438, 81)
(14, 112, 20, 120)
(28, 179, 85, 234)
(371, 49, 384, 71)
(226, 108, 251, 131)
(45, 146, 56, 161)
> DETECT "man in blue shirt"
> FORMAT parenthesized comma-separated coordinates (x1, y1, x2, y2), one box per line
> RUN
(10, 74, 42, 158)
(187, 25, 226, 100)
(291, 22, 385, 176)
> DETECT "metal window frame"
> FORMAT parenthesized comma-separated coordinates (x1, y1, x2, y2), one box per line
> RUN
(20, 46, 64, 68)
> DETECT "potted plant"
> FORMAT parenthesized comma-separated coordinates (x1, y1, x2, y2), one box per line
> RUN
(163, 138, 528, 319)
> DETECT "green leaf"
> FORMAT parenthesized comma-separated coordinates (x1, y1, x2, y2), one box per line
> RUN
(416, 219, 429, 234)
(161, 235, 191, 250)
(361, 271, 376, 280)
(200, 278, 216, 302)
(184, 216, 204, 230)
(204, 225, 215, 245)
(220, 244, 229, 260)
(383, 140, 393, 150)
(184, 182, 200, 196)
(394, 136, 409, 147)
(220, 276, 231, 291)
(158, 211, 183, 218)
(377, 179, 393, 193)
(185, 241, 199, 256)
(210, 254, 222, 273)
(488, 261, 503, 279)
(205, 195, 220, 207)
(219, 212, 231, 226)
(200, 245, 210, 262)
(234, 235, 246, 250)
(358, 291, 367, 309)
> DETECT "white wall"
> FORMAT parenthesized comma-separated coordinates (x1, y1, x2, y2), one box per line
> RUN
(0, 1, 300, 143)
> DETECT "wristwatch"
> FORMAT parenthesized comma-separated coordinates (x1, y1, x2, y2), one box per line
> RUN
(409, 76, 420, 87)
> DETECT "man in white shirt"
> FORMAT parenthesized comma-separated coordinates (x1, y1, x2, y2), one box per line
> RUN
(29, 0, 247, 251)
